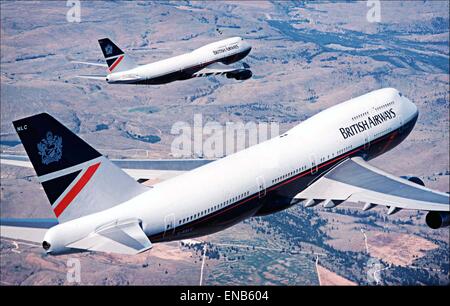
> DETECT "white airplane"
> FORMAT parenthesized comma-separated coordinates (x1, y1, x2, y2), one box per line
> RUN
(74, 37, 252, 85)
(1, 88, 448, 255)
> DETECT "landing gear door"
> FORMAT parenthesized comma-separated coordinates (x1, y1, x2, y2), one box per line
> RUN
(163, 213, 176, 238)
(256, 176, 266, 198)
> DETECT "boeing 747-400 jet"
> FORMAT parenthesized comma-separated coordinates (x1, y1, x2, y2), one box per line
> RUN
(1, 88, 448, 255)
(74, 37, 252, 85)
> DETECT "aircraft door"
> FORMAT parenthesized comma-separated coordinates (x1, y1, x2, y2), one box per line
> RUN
(256, 176, 266, 198)
(363, 129, 371, 150)
(310, 155, 318, 175)
(163, 213, 176, 238)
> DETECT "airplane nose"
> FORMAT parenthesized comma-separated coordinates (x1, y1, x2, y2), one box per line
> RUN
(403, 96, 418, 119)
(240, 39, 251, 51)
(412, 102, 418, 117)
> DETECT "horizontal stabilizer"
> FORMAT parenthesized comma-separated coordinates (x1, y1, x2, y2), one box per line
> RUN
(71, 61, 108, 67)
(76, 75, 107, 80)
(0, 157, 33, 168)
(67, 219, 152, 255)
(0, 218, 58, 243)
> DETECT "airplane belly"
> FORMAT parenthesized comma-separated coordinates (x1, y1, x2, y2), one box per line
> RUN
(148, 195, 263, 243)
(125, 70, 193, 85)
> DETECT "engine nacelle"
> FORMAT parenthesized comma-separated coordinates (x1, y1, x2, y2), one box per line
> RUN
(226, 69, 252, 80)
(400, 176, 425, 186)
(425, 211, 450, 229)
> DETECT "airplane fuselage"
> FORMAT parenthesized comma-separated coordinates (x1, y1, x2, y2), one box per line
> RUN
(44, 88, 419, 254)
(106, 37, 252, 85)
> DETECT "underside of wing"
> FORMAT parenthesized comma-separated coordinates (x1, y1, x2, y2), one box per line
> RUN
(193, 62, 252, 80)
(67, 219, 152, 255)
(295, 157, 449, 213)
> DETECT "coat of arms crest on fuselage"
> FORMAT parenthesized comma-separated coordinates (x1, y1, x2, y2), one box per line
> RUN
(37, 131, 62, 165)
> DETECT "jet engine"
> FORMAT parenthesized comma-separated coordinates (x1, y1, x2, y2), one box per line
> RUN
(425, 211, 450, 229)
(400, 176, 425, 186)
(226, 69, 253, 80)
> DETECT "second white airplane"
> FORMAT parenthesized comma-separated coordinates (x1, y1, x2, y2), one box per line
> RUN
(75, 37, 253, 85)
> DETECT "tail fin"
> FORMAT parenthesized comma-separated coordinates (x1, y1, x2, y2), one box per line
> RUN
(98, 38, 137, 73)
(13, 113, 147, 223)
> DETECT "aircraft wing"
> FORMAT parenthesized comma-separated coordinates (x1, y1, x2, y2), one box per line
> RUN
(1, 154, 214, 182)
(295, 157, 449, 213)
(113, 158, 214, 183)
(67, 219, 152, 255)
(193, 62, 252, 80)
(195, 62, 238, 74)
